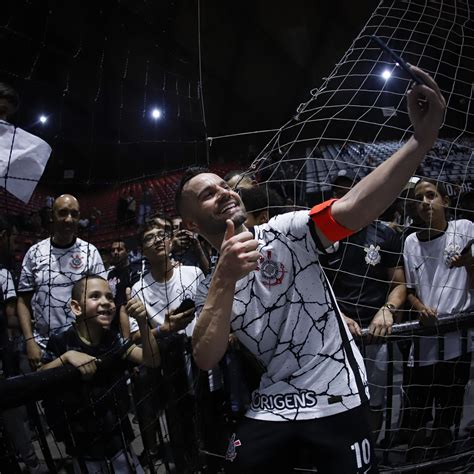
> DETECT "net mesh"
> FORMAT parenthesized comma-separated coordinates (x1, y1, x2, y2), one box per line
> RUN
(0, 0, 473, 472)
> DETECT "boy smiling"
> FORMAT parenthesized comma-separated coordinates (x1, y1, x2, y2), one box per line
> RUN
(40, 275, 160, 473)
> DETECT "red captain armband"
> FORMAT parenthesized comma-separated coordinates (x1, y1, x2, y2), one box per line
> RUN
(309, 198, 355, 242)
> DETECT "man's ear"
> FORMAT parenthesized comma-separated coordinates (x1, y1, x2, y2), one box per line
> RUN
(70, 299, 82, 317)
(443, 195, 450, 208)
(256, 210, 269, 225)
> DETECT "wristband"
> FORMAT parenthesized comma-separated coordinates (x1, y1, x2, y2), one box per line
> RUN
(382, 303, 396, 315)
(309, 199, 355, 242)
(155, 325, 168, 339)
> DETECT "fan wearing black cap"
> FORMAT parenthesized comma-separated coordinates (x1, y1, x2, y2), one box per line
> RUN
(322, 168, 406, 435)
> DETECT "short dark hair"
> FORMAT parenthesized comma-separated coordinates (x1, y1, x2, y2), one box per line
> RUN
(0, 82, 20, 117)
(111, 239, 127, 250)
(71, 275, 107, 305)
(240, 185, 284, 219)
(415, 178, 449, 198)
(223, 170, 243, 182)
(137, 214, 174, 244)
(224, 170, 257, 189)
(175, 166, 209, 216)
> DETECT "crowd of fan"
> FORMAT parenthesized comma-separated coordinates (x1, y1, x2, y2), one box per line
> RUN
(0, 69, 473, 473)
(0, 167, 472, 473)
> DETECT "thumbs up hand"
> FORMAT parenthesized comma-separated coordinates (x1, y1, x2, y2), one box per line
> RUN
(125, 287, 148, 324)
(217, 219, 260, 283)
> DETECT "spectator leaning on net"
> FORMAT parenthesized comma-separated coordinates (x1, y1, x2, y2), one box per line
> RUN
(107, 240, 142, 339)
(129, 215, 205, 341)
(174, 66, 445, 473)
(322, 169, 406, 435)
(16, 194, 105, 371)
(39, 275, 160, 473)
(401, 178, 473, 451)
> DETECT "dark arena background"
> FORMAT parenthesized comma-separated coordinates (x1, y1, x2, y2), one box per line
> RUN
(0, 0, 473, 473)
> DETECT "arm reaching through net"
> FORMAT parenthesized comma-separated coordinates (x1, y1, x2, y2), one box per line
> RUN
(312, 66, 446, 248)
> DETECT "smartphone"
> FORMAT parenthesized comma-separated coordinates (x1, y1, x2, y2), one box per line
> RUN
(370, 35, 426, 86)
(173, 298, 195, 314)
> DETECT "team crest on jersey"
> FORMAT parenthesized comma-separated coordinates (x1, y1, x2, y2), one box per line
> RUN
(70, 253, 84, 269)
(443, 242, 461, 267)
(225, 433, 241, 462)
(258, 250, 286, 286)
(364, 244, 381, 266)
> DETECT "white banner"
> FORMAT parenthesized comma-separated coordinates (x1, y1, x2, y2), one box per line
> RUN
(0, 120, 52, 203)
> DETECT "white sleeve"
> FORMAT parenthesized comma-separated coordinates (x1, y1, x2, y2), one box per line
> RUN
(88, 245, 106, 277)
(265, 210, 322, 254)
(267, 211, 310, 239)
(18, 247, 35, 293)
(0, 269, 16, 300)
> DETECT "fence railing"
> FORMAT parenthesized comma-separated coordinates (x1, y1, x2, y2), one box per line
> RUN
(1, 313, 474, 473)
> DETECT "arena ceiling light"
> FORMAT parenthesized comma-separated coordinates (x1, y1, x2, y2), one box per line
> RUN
(39, 115, 48, 124)
(381, 69, 392, 80)
(151, 108, 162, 120)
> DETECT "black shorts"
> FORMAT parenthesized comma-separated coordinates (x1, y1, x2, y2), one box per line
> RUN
(224, 403, 378, 474)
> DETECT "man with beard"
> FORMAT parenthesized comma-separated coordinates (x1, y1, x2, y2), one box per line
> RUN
(175, 66, 445, 473)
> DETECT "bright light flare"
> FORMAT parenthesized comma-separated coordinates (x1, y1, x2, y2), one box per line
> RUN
(151, 108, 162, 120)
(39, 115, 48, 124)
(381, 69, 392, 80)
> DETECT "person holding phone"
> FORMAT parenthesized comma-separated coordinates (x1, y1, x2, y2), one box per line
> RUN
(171, 217, 211, 275)
(128, 215, 205, 466)
(175, 66, 445, 473)
(130, 215, 205, 339)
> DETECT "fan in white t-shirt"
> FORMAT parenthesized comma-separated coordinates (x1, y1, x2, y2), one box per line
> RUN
(127, 215, 204, 465)
(129, 216, 204, 340)
(402, 178, 473, 449)
(17, 195, 105, 370)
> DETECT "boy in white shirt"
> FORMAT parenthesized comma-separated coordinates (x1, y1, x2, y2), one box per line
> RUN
(403, 178, 473, 452)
